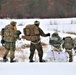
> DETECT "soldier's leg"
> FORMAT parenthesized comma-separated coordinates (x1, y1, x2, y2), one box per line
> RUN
(29, 43, 35, 61)
(36, 42, 43, 62)
(68, 50, 73, 62)
(10, 42, 15, 62)
(3, 49, 9, 59)
(10, 50, 15, 61)
(3, 43, 9, 61)
(67, 50, 73, 62)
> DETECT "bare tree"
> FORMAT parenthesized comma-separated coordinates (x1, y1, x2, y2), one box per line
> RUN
(28, 0, 48, 18)
(0, 0, 2, 10)
(65, 0, 76, 17)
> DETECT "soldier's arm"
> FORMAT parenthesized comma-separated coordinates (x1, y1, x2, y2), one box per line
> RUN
(38, 27, 48, 37)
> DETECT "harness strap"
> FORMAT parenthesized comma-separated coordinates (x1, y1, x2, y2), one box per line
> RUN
(31, 40, 41, 44)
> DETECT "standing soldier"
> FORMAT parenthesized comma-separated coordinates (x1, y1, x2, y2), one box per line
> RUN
(1, 21, 21, 62)
(22, 20, 50, 62)
(62, 36, 74, 62)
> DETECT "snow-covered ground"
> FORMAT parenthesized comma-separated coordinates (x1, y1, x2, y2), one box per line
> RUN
(0, 62, 76, 75)
(0, 18, 76, 75)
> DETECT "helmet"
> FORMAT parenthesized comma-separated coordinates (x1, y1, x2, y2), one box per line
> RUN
(10, 21, 16, 26)
(34, 21, 40, 25)
(52, 32, 58, 37)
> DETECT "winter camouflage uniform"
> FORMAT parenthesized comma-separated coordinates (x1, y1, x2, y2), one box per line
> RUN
(62, 36, 74, 62)
(3, 21, 21, 62)
(29, 21, 50, 62)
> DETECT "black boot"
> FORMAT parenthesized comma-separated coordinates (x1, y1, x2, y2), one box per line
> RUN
(29, 60, 35, 62)
(39, 59, 46, 62)
(3, 57, 8, 62)
(10, 59, 16, 63)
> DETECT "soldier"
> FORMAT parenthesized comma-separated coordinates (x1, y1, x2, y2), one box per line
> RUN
(49, 32, 62, 51)
(22, 20, 50, 62)
(1, 21, 21, 62)
(62, 36, 74, 62)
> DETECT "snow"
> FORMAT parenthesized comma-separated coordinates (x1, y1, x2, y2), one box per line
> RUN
(0, 18, 76, 75)
(46, 50, 69, 62)
(0, 63, 76, 75)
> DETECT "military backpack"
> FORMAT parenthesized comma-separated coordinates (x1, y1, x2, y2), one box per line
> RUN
(3, 24, 16, 42)
(23, 24, 39, 41)
(49, 33, 62, 47)
(62, 36, 74, 49)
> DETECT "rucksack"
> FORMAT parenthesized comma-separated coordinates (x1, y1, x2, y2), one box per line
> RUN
(3, 24, 16, 42)
(62, 36, 74, 49)
(1, 28, 5, 37)
(23, 24, 39, 41)
(49, 34, 61, 47)
(1, 28, 5, 45)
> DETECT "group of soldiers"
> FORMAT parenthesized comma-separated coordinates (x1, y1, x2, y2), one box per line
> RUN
(49, 32, 75, 62)
(1, 20, 75, 62)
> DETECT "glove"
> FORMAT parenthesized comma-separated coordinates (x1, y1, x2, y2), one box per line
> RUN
(46, 33, 50, 36)
(63, 37, 65, 40)
(16, 30, 21, 35)
(1, 39, 5, 45)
